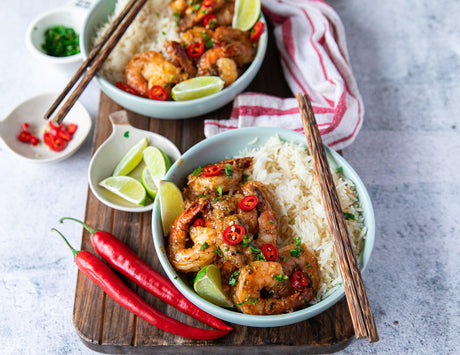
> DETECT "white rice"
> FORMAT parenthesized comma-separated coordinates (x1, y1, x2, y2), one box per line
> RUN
(244, 136, 366, 302)
(94, 0, 180, 83)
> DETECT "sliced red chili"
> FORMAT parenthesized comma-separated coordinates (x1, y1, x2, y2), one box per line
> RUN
(203, 14, 216, 28)
(222, 224, 245, 245)
(202, 0, 213, 7)
(44, 132, 66, 152)
(290, 270, 310, 290)
(22, 122, 29, 131)
(30, 136, 39, 146)
(250, 21, 265, 41)
(193, 218, 205, 227)
(116, 81, 141, 96)
(239, 195, 258, 211)
(66, 123, 78, 135)
(49, 121, 63, 130)
(187, 42, 205, 58)
(149, 85, 168, 101)
(17, 131, 32, 143)
(202, 164, 222, 177)
(58, 129, 72, 142)
(261, 243, 278, 261)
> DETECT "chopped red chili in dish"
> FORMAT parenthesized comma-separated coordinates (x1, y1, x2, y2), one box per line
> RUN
(66, 123, 78, 135)
(250, 21, 265, 41)
(222, 224, 245, 245)
(116, 81, 141, 96)
(193, 218, 205, 227)
(203, 14, 216, 28)
(17, 131, 32, 143)
(261, 243, 278, 261)
(239, 195, 258, 211)
(202, 164, 222, 177)
(187, 42, 205, 58)
(290, 270, 310, 290)
(149, 85, 168, 101)
(202, 0, 213, 8)
(44, 132, 66, 152)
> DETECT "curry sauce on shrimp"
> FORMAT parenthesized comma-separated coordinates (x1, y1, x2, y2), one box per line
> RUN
(166, 157, 321, 315)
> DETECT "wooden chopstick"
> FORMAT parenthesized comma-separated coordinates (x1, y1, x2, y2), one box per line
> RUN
(296, 93, 379, 343)
(45, 0, 148, 125)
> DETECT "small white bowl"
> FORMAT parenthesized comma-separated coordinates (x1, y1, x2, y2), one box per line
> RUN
(0, 93, 92, 163)
(25, 4, 87, 74)
(88, 110, 181, 213)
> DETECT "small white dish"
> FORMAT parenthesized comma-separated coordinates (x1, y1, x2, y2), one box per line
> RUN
(88, 110, 181, 213)
(25, 1, 90, 74)
(0, 93, 92, 163)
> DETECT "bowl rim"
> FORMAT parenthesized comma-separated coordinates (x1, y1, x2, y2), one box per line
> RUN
(151, 127, 376, 327)
(80, 0, 268, 107)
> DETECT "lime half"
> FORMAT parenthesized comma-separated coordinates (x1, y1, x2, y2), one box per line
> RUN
(143, 146, 171, 186)
(194, 264, 233, 308)
(158, 180, 184, 234)
(232, 0, 261, 31)
(141, 166, 157, 199)
(99, 176, 147, 206)
(113, 137, 148, 176)
(172, 76, 225, 101)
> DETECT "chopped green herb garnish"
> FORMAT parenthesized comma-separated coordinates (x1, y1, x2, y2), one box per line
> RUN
(250, 245, 261, 254)
(123, 131, 130, 138)
(174, 11, 180, 19)
(269, 220, 274, 225)
(274, 274, 288, 282)
(228, 270, 241, 286)
(288, 218, 295, 225)
(242, 174, 249, 182)
(198, 193, 206, 198)
(213, 244, 222, 257)
(193, 166, 203, 175)
(242, 234, 253, 247)
(200, 242, 209, 251)
(42, 25, 80, 57)
(206, 39, 214, 48)
(217, 185, 223, 197)
(336, 166, 343, 174)
(256, 253, 266, 261)
(344, 212, 355, 220)
(283, 256, 290, 262)
(224, 163, 233, 178)
(290, 237, 302, 257)
(162, 31, 166, 35)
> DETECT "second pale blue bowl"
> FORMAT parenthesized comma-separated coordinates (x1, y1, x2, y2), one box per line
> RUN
(152, 127, 375, 327)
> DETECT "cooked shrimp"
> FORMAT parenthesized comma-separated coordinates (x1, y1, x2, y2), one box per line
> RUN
(232, 261, 314, 315)
(168, 199, 217, 273)
(180, 26, 214, 48)
(213, 26, 257, 66)
(187, 157, 253, 196)
(239, 181, 279, 248)
(215, 215, 251, 269)
(163, 40, 197, 77)
(214, 0, 235, 26)
(125, 51, 184, 98)
(180, 0, 225, 31)
(196, 46, 239, 86)
(169, 0, 188, 16)
(278, 243, 320, 295)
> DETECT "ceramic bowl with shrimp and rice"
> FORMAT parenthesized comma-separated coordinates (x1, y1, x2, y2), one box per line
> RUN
(81, 0, 268, 119)
(152, 127, 376, 327)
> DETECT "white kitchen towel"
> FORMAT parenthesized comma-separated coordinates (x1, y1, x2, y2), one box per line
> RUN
(204, 0, 364, 150)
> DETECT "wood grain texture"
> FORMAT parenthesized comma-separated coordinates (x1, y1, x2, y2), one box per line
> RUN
(296, 93, 378, 343)
(73, 23, 356, 353)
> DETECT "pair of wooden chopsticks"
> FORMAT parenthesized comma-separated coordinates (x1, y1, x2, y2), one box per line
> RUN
(44, 0, 148, 125)
(296, 93, 379, 343)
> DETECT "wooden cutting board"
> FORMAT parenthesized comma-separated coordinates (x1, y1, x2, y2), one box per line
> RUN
(73, 25, 355, 353)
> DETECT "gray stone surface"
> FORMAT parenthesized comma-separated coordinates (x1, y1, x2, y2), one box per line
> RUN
(0, 0, 458, 354)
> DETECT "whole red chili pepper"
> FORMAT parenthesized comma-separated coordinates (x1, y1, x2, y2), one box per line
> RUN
(52, 228, 230, 340)
(60, 217, 232, 332)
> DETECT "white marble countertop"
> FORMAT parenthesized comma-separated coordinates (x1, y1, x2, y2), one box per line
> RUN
(1, 0, 459, 354)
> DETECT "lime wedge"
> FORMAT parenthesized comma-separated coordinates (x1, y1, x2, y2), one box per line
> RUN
(158, 180, 184, 234)
(194, 264, 233, 308)
(232, 0, 261, 31)
(143, 146, 171, 186)
(99, 176, 147, 206)
(141, 166, 157, 199)
(113, 137, 148, 176)
(172, 76, 224, 101)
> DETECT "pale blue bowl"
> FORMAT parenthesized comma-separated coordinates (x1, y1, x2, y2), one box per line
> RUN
(81, 0, 268, 119)
(151, 127, 375, 327)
